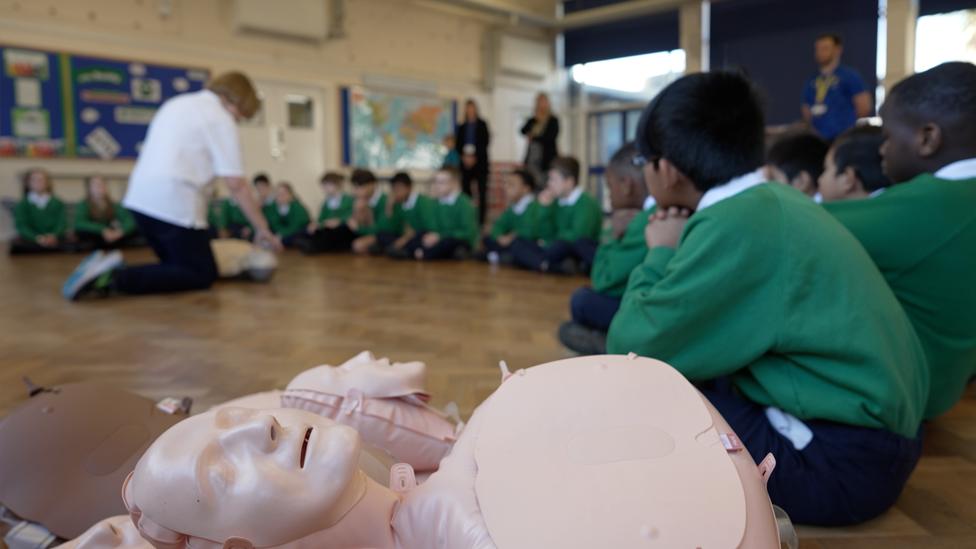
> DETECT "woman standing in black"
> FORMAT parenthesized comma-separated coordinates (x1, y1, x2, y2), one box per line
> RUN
(454, 99, 491, 226)
(521, 93, 559, 185)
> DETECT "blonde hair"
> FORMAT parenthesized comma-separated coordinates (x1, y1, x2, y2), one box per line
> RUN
(207, 71, 260, 119)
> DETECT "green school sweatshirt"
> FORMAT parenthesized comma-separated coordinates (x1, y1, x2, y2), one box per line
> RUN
(402, 193, 437, 233)
(317, 194, 355, 224)
(591, 205, 657, 298)
(432, 193, 479, 247)
(268, 200, 310, 239)
(218, 198, 251, 230)
(539, 189, 603, 243)
(357, 194, 403, 236)
(825, 173, 976, 419)
(73, 201, 136, 235)
(607, 183, 927, 438)
(490, 196, 544, 240)
(14, 197, 67, 239)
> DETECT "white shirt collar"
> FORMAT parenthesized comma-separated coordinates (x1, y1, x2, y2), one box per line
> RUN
(868, 188, 887, 198)
(277, 202, 290, 216)
(812, 192, 824, 204)
(558, 186, 584, 206)
(326, 194, 343, 209)
(369, 189, 383, 207)
(696, 169, 766, 212)
(404, 191, 419, 210)
(27, 192, 51, 209)
(512, 194, 534, 215)
(934, 158, 976, 180)
(642, 195, 657, 211)
(440, 190, 461, 205)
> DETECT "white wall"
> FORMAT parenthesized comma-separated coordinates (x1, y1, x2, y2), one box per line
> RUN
(0, 0, 559, 206)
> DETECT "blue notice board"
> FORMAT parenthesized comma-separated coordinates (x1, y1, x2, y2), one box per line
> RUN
(0, 43, 209, 159)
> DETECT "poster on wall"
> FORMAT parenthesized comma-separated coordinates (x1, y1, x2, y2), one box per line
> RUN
(0, 43, 209, 159)
(341, 86, 457, 170)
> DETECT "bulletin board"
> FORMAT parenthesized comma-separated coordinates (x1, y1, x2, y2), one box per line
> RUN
(0, 44, 209, 160)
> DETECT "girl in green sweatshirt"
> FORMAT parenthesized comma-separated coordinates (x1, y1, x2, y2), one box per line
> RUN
(74, 175, 138, 250)
(267, 182, 310, 247)
(11, 168, 68, 254)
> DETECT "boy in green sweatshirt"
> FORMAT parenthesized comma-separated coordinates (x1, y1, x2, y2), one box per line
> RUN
(510, 156, 602, 274)
(74, 175, 138, 249)
(559, 143, 655, 354)
(402, 166, 477, 260)
(216, 196, 253, 240)
(385, 172, 436, 258)
(298, 171, 357, 254)
(253, 173, 276, 221)
(482, 169, 542, 266)
(348, 169, 403, 255)
(606, 71, 927, 526)
(10, 168, 68, 254)
(266, 182, 310, 248)
(824, 62, 976, 419)
(817, 126, 892, 202)
(764, 132, 829, 199)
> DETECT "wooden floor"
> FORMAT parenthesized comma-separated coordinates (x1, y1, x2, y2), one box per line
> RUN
(1, 250, 974, 548)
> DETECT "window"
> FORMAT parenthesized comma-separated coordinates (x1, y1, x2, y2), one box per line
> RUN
(915, 9, 976, 72)
(286, 95, 314, 129)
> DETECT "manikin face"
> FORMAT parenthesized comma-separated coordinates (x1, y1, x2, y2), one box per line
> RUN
(88, 176, 109, 200)
(63, 515, 148, 549)
(432, 172, 455, 198)
(546, 169, 573, 198)
(288, 351, 428, 399)
(129, 407, 361, 547)
(504, 175, 529, 203)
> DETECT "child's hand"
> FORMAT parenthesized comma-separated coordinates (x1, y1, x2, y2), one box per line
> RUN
(422, 233, 441, 247)
(610, 209, 640, 239)
(498, 233, 516, 247)
(645, 207, 691, 249)
(324, 219, 342, 229)
(537, 189, 554, 206)
(36, 234, 56, 247)
(306, 222, 318, 234)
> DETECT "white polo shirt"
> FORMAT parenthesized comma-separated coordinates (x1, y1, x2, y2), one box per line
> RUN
(123, 90, 244, 229)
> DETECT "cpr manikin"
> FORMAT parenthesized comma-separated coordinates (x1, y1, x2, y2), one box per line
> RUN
(123, 355, 790, 549)
(211, 239, 277, 282)
(282, 351, 459, 472)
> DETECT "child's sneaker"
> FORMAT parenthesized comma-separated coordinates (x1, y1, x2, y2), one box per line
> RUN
(62, 250, 123, 300)
(557, 321, 607, 355)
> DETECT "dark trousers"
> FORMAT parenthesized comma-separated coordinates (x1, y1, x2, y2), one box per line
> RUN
(510, 237, 598, 273)
(570, 287, 622, 331)
(75, 231, 141, 251)
(699, 381, 923, 526)
(113, 211, 218, 295)
(404, 233, 469, 260)
(8, 236, 68, 255)
(299, 224, 356, 254)
(225, 223, 252, 240)
(461, 167, 488, 227)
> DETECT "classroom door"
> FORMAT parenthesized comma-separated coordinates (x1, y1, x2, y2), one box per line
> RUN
(238, 80, 326, 206)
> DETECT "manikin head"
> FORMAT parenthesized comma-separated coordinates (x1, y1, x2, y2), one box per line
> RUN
(124, 408, 365, 548)
(287, 351, 428, 400)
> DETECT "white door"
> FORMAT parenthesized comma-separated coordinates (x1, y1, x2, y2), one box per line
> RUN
(238, 80, 326, 207)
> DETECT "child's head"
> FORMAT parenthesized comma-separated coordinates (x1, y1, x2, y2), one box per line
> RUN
(85, 175, 111, 201)
(350, 168, 378, 200)
(432, 167, 461, 198)
(819, 126, 891, 202)
(22, 168, 52, 196)
(275, 182, 296, 205)
(880, 61, 976, 184)
(320, 171, 344, 198)
(606, 143, 648, 210)
(390, 172, 413, 203)
(253, 173, 272, 200)
(505, 169, 535, 203)
(546, 156, 580, 198)
(765, 132, 829, 196)
(464, 100, 479, 122)
(443, 134, 455, 148)
(635, 71, 765, 208)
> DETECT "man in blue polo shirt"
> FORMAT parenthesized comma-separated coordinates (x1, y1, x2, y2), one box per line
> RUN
(802, 34, 872, 141)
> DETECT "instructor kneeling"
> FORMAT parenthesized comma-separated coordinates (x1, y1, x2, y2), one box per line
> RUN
(64, 72, 281, 300)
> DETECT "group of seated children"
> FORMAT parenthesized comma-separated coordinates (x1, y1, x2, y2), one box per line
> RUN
(10, 169, 140, 254)
(556, 62, 976, 528)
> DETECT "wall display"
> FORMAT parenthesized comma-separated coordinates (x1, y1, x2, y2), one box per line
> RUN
(0, 44, 209, 159)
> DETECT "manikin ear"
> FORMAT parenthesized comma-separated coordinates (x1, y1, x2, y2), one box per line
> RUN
(918, 122, 943, 158)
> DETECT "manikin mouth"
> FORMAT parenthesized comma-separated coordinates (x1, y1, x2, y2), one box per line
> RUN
(300, 427, 313, 468)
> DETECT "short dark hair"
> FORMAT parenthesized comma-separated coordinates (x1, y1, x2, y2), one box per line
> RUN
(550, 156, 580, 183)
(887, 61, 976, 147)
(320, 171, 345, 185)
(512, 169, 536, 191)
(637, 71, 766, 192)
(391, 171, 413, 187)
(816, 33, 842, 46)
(767, 132, 830, 183)
(253, 173, 270, 186)
(607, 142, 642, 182)
(438, 166, 461, 182)
(350, 168, 378, 186)
(832, 125, 892, 192)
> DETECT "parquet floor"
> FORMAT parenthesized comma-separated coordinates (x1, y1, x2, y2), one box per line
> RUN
(0, 250, 973, 547)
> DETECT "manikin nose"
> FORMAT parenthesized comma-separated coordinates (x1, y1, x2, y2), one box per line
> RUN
(220, 415, 279, 452)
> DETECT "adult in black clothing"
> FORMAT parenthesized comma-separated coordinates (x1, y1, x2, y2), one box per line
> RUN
(454, 99, 491, 226)
(521, 92, 560, 185)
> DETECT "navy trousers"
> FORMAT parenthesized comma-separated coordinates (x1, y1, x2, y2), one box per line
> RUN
(699, 381, 923, 526)
(113, 211, 218, 295)
(510, 237, 598, 273)
(404, 232, 468, 260)
(569, 286, 622, 331)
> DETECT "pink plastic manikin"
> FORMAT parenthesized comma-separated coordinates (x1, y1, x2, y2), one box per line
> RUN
(282, 351, 459, 472)
(121, 355, 785, 549)
(211, 238, 277, 282)
(55, 515, 150, 549)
